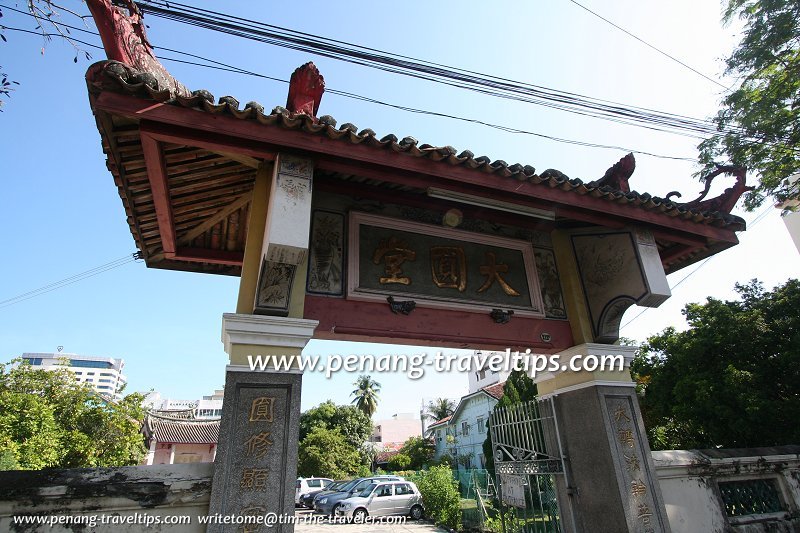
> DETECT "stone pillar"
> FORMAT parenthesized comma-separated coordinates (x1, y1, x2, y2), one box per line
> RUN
(208, 314, 317, 532)
(168, 444, 175, 465)
(536, 343, 671, 533)
(208, 153, 316, 530)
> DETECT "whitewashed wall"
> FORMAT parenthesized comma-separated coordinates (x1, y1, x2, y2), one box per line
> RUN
(653, 448, 800, 533)
(0, 464, 212, 532)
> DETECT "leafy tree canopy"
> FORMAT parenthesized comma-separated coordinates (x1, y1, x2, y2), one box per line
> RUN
(386, 452, 411, 472)
(0, 359, 146, 469)
(299, 400, 373, 449)
(398, 436, 435, 470)
(297, 426, 369, 479)
(632, 279, 800, 450)
(698, 0, 800, 209)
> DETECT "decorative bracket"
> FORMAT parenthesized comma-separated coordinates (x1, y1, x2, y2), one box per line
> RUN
(387, 296, 416, 315)
(490, 309, 514, 324)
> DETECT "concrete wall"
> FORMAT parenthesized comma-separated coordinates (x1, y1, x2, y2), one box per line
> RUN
(0, 464, 212, 532)
(653, 448, 800, 533)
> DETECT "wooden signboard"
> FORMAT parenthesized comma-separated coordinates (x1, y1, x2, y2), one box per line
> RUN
(348, 212, 545, 317)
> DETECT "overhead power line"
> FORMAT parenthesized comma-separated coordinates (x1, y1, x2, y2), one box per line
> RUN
(566, 0, 730, 91)
(134, 0, 750, 140)
(0, 8, 698, 161)
(0, 253, 141, 310)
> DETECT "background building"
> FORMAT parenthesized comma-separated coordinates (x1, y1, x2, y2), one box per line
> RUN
(371, 413, 422, 448)
(20, 352, 127, 400)
(467, 350, 511, 393)
(429, 382, 505, 469)
(777, 174, 800, 254)
(142, 408, 219, 465)
(143, 389, 224, 419)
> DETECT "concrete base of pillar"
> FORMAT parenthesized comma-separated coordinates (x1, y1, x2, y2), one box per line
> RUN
(208, 368, 302, 533)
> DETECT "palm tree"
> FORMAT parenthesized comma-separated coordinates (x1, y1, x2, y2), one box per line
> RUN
(351, 375, 381, 418)
(424, 397, 456, 422)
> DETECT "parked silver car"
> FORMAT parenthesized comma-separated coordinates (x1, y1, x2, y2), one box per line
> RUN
(336, 480, 424, 522)
(314, 475, 404, 516)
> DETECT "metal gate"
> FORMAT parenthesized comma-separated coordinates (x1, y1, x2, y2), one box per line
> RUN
(489, 398, 568, 533)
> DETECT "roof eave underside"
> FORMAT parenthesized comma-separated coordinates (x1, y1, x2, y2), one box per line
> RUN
(87, 78, 744, 276)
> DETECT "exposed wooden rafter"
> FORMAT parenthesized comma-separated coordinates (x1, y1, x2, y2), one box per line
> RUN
(177, 194, 251, 247)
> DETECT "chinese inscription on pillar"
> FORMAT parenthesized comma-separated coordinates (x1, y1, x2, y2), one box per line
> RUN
(606, 397, 660, 533)
(239, 396, 275, 493)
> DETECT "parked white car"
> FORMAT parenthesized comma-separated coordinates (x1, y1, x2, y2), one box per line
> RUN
(295, 477, 334, 505)
(335, 480, 424, 522)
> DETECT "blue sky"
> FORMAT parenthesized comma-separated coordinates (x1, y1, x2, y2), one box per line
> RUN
(1, 0, 798, 419)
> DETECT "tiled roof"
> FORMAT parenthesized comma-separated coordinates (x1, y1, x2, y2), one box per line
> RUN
(482, 382, 506, 400)
(143, 412, 220, 444)
(148, 407, 197, 420)
(427, 415, 452, 429)
(375, 450, 401, 464)
(88, 61, 746, 232)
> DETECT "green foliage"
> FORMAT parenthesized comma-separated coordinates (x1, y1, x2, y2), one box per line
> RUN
(412, 465, 462, 529)
(697, 0, 800, 208)
(398, 436, 435, 470)
(0, 359, 146, 469)
(484, 370, 538, 474)
(387, 452, 411, 471)
(435, 452, 454, 467)
(424, 397, 455, 422)
(299, 400, 373, 449)
(0, 449, 19, 470)
(632, 279, 800, 449)
(350, 374, 381, 418)
(297, 426, 365, 479)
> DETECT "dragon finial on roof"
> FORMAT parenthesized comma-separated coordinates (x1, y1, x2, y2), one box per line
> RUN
(86, 0, 190, 97)
(666, 165, 753, 214)
(589, 153, 636, 193)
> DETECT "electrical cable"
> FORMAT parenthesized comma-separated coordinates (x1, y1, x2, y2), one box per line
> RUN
(0, 13, 700, 161)
(0, 253, 141, 309)
(566, 0, 731, 91)
(133, 0, 752, 140)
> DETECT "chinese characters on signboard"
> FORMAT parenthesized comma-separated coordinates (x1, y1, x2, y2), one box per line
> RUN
(348, 213, 545, 316)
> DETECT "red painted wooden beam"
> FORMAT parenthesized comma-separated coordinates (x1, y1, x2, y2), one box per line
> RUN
(95, 92, 740, 244)
(140, 131, 177, 258)
(139, 120, 278, 161)
(173, 247, 244, 266)
(304, 295, 574, 352)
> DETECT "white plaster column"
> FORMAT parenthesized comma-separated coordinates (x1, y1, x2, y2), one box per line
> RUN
(145, 439, 157, 465)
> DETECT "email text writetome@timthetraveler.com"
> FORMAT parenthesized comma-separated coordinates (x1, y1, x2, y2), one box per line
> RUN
(12, 512, 408, 527)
